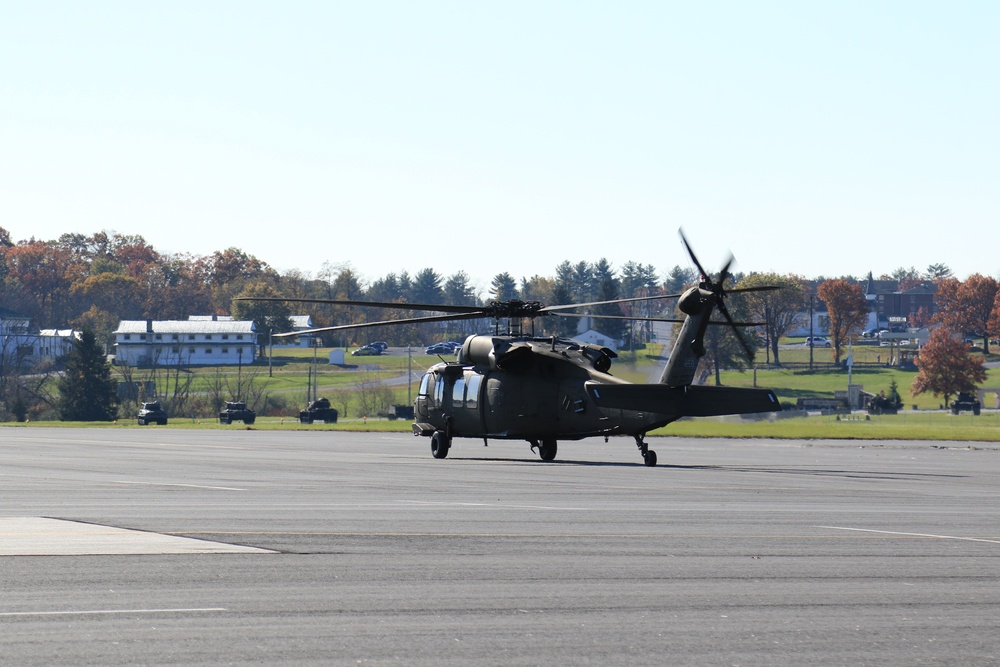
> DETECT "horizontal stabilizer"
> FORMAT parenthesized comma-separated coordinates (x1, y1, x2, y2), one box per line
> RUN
(586, 382, 780, 417)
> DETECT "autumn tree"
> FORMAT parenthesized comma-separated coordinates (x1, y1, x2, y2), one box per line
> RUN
(988, 291, 1000, 345)
(231, 282, 294, 355)
(735, 272, 804, 365)
(519, 275, 554, 305)
(816, 279, 868, 363)
(933, 275, 998, 354)
(911, 329, 986, 408)
(3, 240, 84, 327)
(202, 247, 276, 314)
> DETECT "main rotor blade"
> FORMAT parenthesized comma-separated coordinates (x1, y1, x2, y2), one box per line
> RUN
(540, 292, 683, 313)
(272, 311, 489, 337)
(235, 296, 483, 315)
(727, 285, 782, 294)
(553, 312, 687, 324)
(553, 312, 763, 326)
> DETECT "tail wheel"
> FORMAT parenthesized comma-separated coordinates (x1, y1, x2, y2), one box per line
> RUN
(431, 431, 451, 459)
(643, 450, 658, 467)
(538, 438, 557, 462)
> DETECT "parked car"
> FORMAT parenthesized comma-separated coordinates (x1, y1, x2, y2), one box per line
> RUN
(298, 397, 339, 424)
(368, 341, 389, 353)
(425, 342, 456, 355)
(951, 392, 981, 416)
(136, 401, 168, 426)
(805, 336, 832, 348)
(219, 401, 256, 424)
(352, 344, 383, 356)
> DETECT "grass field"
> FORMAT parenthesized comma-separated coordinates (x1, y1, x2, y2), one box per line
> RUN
(13, 339, 998, 443)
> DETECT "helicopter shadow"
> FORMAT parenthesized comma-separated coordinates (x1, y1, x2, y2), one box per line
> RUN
(442, 457, 967, 479)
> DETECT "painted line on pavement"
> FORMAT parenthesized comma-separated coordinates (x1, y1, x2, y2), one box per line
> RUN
(819, 525, 1000, 545)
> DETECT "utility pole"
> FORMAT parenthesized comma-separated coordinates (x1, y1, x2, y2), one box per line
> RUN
(312, 336, 319, 403)
(809, 293, 815, 371)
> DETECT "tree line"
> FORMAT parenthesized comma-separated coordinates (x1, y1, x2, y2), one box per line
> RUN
(3, 227, 997, 419)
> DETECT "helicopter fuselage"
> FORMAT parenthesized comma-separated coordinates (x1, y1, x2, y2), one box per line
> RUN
(413, 335, 678, 443)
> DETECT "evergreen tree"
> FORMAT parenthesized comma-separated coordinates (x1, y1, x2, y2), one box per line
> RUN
(490, 272, 519, 301)
(410, 268, 444, 304)
(57, 329, 118, 421)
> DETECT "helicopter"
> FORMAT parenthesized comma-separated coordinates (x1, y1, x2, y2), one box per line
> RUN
(238, 233, 781, 466)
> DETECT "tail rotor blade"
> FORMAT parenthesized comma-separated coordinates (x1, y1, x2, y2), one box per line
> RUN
(679, 229, 711, 284)
(717, 299, 756, 362)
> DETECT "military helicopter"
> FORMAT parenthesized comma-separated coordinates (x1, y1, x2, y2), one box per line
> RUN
(239, 233, 781, 466)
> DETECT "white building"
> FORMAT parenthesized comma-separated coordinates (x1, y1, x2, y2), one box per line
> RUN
(274, 315, 314, 348)
(0, 307, 33, 363)
(189, 314, 313, 348)
(574, 315, 621, 352)
(114, 319, 256, 367)
(34, 329, 81, 362)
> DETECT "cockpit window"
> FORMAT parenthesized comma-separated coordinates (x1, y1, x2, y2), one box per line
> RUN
(418, 373, 431, 397)
(452, 377, 466, 405)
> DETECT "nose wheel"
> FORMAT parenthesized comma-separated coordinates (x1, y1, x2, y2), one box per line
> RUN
(430, 431, 451, 459)
(635, 435, 657, 467)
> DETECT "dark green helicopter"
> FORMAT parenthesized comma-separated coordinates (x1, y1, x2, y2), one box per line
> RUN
(239, 233, 780, 466)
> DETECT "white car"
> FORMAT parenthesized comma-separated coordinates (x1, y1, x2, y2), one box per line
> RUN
(805, 336, 832, 348)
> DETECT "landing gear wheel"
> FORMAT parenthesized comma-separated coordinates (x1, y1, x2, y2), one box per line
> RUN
(430, 431, 451, 459)
(538, 438, 557, 462)
(635, 434, 656, 467)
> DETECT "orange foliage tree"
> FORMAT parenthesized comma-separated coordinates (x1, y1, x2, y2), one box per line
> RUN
(911, 329, 986, 408)
(816, 279, 868, 363)
(933, 275, 999, 354)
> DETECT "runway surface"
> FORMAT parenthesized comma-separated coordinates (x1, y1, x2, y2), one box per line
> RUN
(2, 427, 999, 665)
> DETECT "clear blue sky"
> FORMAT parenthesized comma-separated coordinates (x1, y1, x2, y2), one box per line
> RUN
(2, 2, 997, 293)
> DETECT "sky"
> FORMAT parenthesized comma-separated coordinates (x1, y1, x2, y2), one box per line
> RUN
(2, 2, 997, 296)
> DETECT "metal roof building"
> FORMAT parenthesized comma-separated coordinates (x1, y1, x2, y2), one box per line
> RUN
(113, 319, 256, 367)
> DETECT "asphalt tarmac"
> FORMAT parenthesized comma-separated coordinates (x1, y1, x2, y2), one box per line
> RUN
(2, 427, 999, 666)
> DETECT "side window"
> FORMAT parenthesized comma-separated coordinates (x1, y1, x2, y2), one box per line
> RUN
(465, 373, 482, 409)
(452, 377, 465, 406)
(418, 373, 431, 397)
(433, 375, 445, 407)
